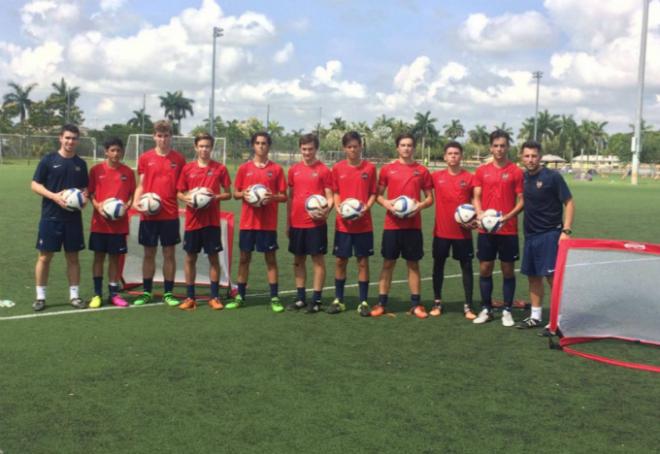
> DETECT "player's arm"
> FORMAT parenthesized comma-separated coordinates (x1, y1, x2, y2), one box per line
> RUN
(473, 186, 484, 217)
(376, 185, 395, 213)
(177, 190, 193, 207)
(417, 188, 434, 211)
(560, 197, 575, 241)
(501, 192, 524, 224)
(286, 187, 293, 230)
(31, 181, 68, 210)
(133, 174, 146, 212)
(216, 181, 232, 201)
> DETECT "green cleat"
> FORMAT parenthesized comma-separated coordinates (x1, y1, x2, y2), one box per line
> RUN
(225, 294, 244, 309)
(163, 292, 180, 307)
(357, 301, 371, 317)
(270, 296, 284, 313)
(327, 298, 346, 314)
(133, 292, 152, 306)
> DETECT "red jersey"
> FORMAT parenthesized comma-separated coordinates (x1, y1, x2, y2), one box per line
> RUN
(137, 149, 186, 221)
(474, 161, 524, 235)
(432, 169, 474, 239)
(331, 159, 377, 233)
(88, 162, 136, 234)
(378, 160, 433, 230)
(288, 161, 332, 229)
(234, 160, 286, 231)
(177, 160, 231, 231)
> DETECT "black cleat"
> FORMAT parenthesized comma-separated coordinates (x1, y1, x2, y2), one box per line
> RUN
(32, 299, 46, 312)
(70, 297, 86, 309)
(286, 300, 306, 311)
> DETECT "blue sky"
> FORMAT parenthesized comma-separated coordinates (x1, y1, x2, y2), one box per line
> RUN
(0, 0, 658, 135)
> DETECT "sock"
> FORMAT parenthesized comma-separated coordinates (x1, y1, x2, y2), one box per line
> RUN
(69, 286, 79, 299)
(460, 260, 474, 309)
(532, 306, 543, 321)
(93, 276, 103, 297)
(143, 278, 153, 293)
(432, 257, 446, 300)
(237, 282, 247, 298)
(335, 278, 346, 300)
(108, 282, 120, 297)
(36, 286, 46, 300)
(187, 285, 195, 299)
(410, 294, 421, 308)
(503, 277, 516, 310)
(269, 283, 278, 298)
(378, 294, 388, 306)
(210, 281, 219, 298)
(312, 290, 322, 304)
(297, 287, 306, 303)
(479, 276, 493, 310)
(358, 281, 369, 302)
(164, 280, 174, 294)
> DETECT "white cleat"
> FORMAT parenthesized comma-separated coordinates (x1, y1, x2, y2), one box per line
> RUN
(501, 310, 515, 327)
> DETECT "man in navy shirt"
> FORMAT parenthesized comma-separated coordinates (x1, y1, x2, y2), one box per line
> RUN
(31, 124, 89, 311)
(517, 141, 575, 329)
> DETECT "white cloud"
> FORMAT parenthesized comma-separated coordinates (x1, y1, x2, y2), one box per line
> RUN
(223, 79, 314, 102)
(1, 41, 63, 81)
(21, 0, 80, 40)
(273, 42, 294, 64)
(312, 60, 367, 99)
(99, 0, 126, 12)
(459, 11, 556, 52)
(96, 98, 115, 114)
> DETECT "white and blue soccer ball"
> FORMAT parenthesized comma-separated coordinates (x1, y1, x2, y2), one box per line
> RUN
(454, 203, 477, 224)
(101, 197, 126, 220)
(139, 192, 162, 216)
(189, 187, 214, 209)
(339, 198, 364, 220)
(62, 188, 85, 211)
(245, 184, 269, 207)
(305, 194, 329, 215)
(391, 195, 418, 218)
(481, 209, 503, 233)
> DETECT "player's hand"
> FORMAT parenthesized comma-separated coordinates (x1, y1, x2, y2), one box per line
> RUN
(261, 191, 273, 206)
(463, 219, 480, 230)
(54, 191, 69, 209)
(185, 194, 195, 208)
(559, 232, 571, 242)
(134, 200, 147, 213)
(309, 208, 327, 221)
(383, 199, 396, 215)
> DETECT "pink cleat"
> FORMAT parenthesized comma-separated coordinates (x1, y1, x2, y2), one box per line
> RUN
(110, 294, 129, 307)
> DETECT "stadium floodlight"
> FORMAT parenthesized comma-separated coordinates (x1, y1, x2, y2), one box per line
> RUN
(631, 0, 650, 185)
(209, 26, 224, 137)
(532, 71, 542, 142)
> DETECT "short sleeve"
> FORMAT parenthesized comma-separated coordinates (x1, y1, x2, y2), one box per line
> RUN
(277, 167, 287, 193)
(234, 165, 245, 191)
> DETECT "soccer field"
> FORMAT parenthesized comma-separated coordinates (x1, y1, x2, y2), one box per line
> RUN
(0, 163, 659, 453)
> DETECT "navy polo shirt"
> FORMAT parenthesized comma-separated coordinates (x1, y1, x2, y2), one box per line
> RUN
(33, 152, 89, 222)
(523, 167, 572, 235)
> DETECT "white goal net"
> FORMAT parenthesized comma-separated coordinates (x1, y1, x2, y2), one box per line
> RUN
(125, 134, 226, 168)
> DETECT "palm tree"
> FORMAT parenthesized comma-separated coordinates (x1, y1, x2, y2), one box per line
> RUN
(2, 82, 37, 124)
(557, 115, 579, 161)
(267, 120, 285, 137)
(518, 110, 561, 143)
(49, 78, 80, 123)
(412, 111, 439, 160)
(329, 117, 347, 131)
(159, 90, 194, 134)
(492, 122, 514, 138)
(127, 108, 153, 133)
(468, 124, 489, 160)
(443, 119, 465, 140)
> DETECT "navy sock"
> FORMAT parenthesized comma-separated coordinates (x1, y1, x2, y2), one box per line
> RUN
(269, 283, 278, 298)
(186, 285, 195, 299)
(378, 294, 388, 306)
(460, 260, 474, 308)
(164, 280, 174, 293)
(411, 294, 421, 308)
(143, 278, 153, 293)
(237, 282, 247, 298)
(335, 278, 346, 300)
(108, 283, 120, 297)
(296, 287, 306, 303)
(479, 276, 493, 310)
(358, 281, 369, 302)
(210, 281, 219, 298)
(93, 276, 103, 296)
(312, 290, 322, 303)
(432, 257, 446, 300)
(503, 277, 516, 310)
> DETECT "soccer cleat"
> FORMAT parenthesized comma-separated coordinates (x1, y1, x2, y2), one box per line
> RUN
(410, 305, 429, 319)
(271, 296, 285, 313)
(429, 302, 443, 317)
(464, 309, 477, 320)
(357, 301, 370, 317)
(287, 299, 306, 311)
(110, 294, 129, 307)
(208, 297, 224, 310)
(163, 292, 180, 307)
(32, 299, 46, 312)
(225, 294, 243, 309)
(473, 308, 494, 324)
(370, 304, 386, 317)
(306, 302, 322, 314)
(538, 327, 554, 337)
(133, 292, 152, 306)
(70, 297, 86, 309)
(327, 298, 346, 314)
(516, 316, 543, 329)
(88, 295, 102, 309)
(179, 297, 197, 311)
(501, 310, 515, 327)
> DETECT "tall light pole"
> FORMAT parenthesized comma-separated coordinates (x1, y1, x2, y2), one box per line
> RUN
(631, 0, 650, 185)
(532, 71, 542, 141)
(209, 26, 224, 137)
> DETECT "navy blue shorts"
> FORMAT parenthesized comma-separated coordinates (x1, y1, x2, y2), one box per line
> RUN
(184, 226, 223, 255)
(381, 229, 424, 261)
(89, 232, 127, 254)
(138, 219, 181, 247)
(36, 219, 85, 252)
(288, 225, 328, 256)
(521, 230, 561, 276)
(333, 231, 374, 258)
(239, 230, 278, 253)
(477, 233, 519, 262)
(432, 237, 474, 261)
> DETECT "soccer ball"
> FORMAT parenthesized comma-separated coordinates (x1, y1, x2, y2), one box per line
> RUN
(102, 198, 126, 220)
(305, 194, 329, 215)
(139, 192, 162, 215)
(339, 198, 364, 220)
(454, 204, 477, 224)
(62, 188, 85, 211)
(189, 187, 214, 209)
(244, 184, 269, 207)
(481, 209, 503, 233)
(391, 195, 417, 218)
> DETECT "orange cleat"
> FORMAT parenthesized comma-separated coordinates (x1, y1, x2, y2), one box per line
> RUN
(429, 302, 443, 317)
(411, 305, 429, 319)
(370, 304, 386, 317)
(208, 297, 224, 310)
(464, 309, 477, 320)
(179, 297, 197, 311)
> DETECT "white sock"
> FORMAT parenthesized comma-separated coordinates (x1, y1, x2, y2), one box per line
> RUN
(531, 306, 542, 321)
(36, 286, 46, 300)
(69, 286, 80, 299)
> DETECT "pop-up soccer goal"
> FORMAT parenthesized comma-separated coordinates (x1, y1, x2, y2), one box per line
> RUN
(120, 210, 235, 299)
(549, 238, 660, 373)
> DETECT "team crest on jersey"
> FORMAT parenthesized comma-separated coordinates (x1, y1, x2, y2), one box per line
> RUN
(361, 173, 368, 179)
(536, 181, 543, 189)
(502, 173, 509, 180)
(75, 166, 81, 171)
(207, 170, 214, 176)
(312, 172, 318, 178)
(170, 163, 177, 168)
(120, 175, 127, 181)
(267, 171, 273, 178)
(413, 170, 421, 176)
(459, 180, 468, 187)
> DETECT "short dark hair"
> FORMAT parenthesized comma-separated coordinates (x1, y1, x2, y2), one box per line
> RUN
(194, 132, 215, 146)
(299, 133, 319, 149)
(104, 137, 124, 150)
(342, 131, 362, 147)
(489, 129, 510, 145)
(153, 120, 172, 135)
(444, 141, 463, 153)
(60, 124, 80, 137)
(395, 133, 416, 147)
(251, 131, 272, 146)
(521, 140, 542, 155)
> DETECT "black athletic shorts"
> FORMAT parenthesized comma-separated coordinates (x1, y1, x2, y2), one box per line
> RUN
(381, 229, 424, 261)
(288, 225, 327, 256)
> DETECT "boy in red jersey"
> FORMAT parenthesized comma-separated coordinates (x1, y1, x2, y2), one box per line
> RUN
(431, 141, 477, 320)
(371, 133, 434, 319)
(176, 133, 232, 311)
(88, 138, 136, 308)
(286, 134, 333, 313)
(227, 132, 287, 313)
(132, 120, 186, 307)
(327, 131, 377, 316)
(473, 130, 524, 326)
